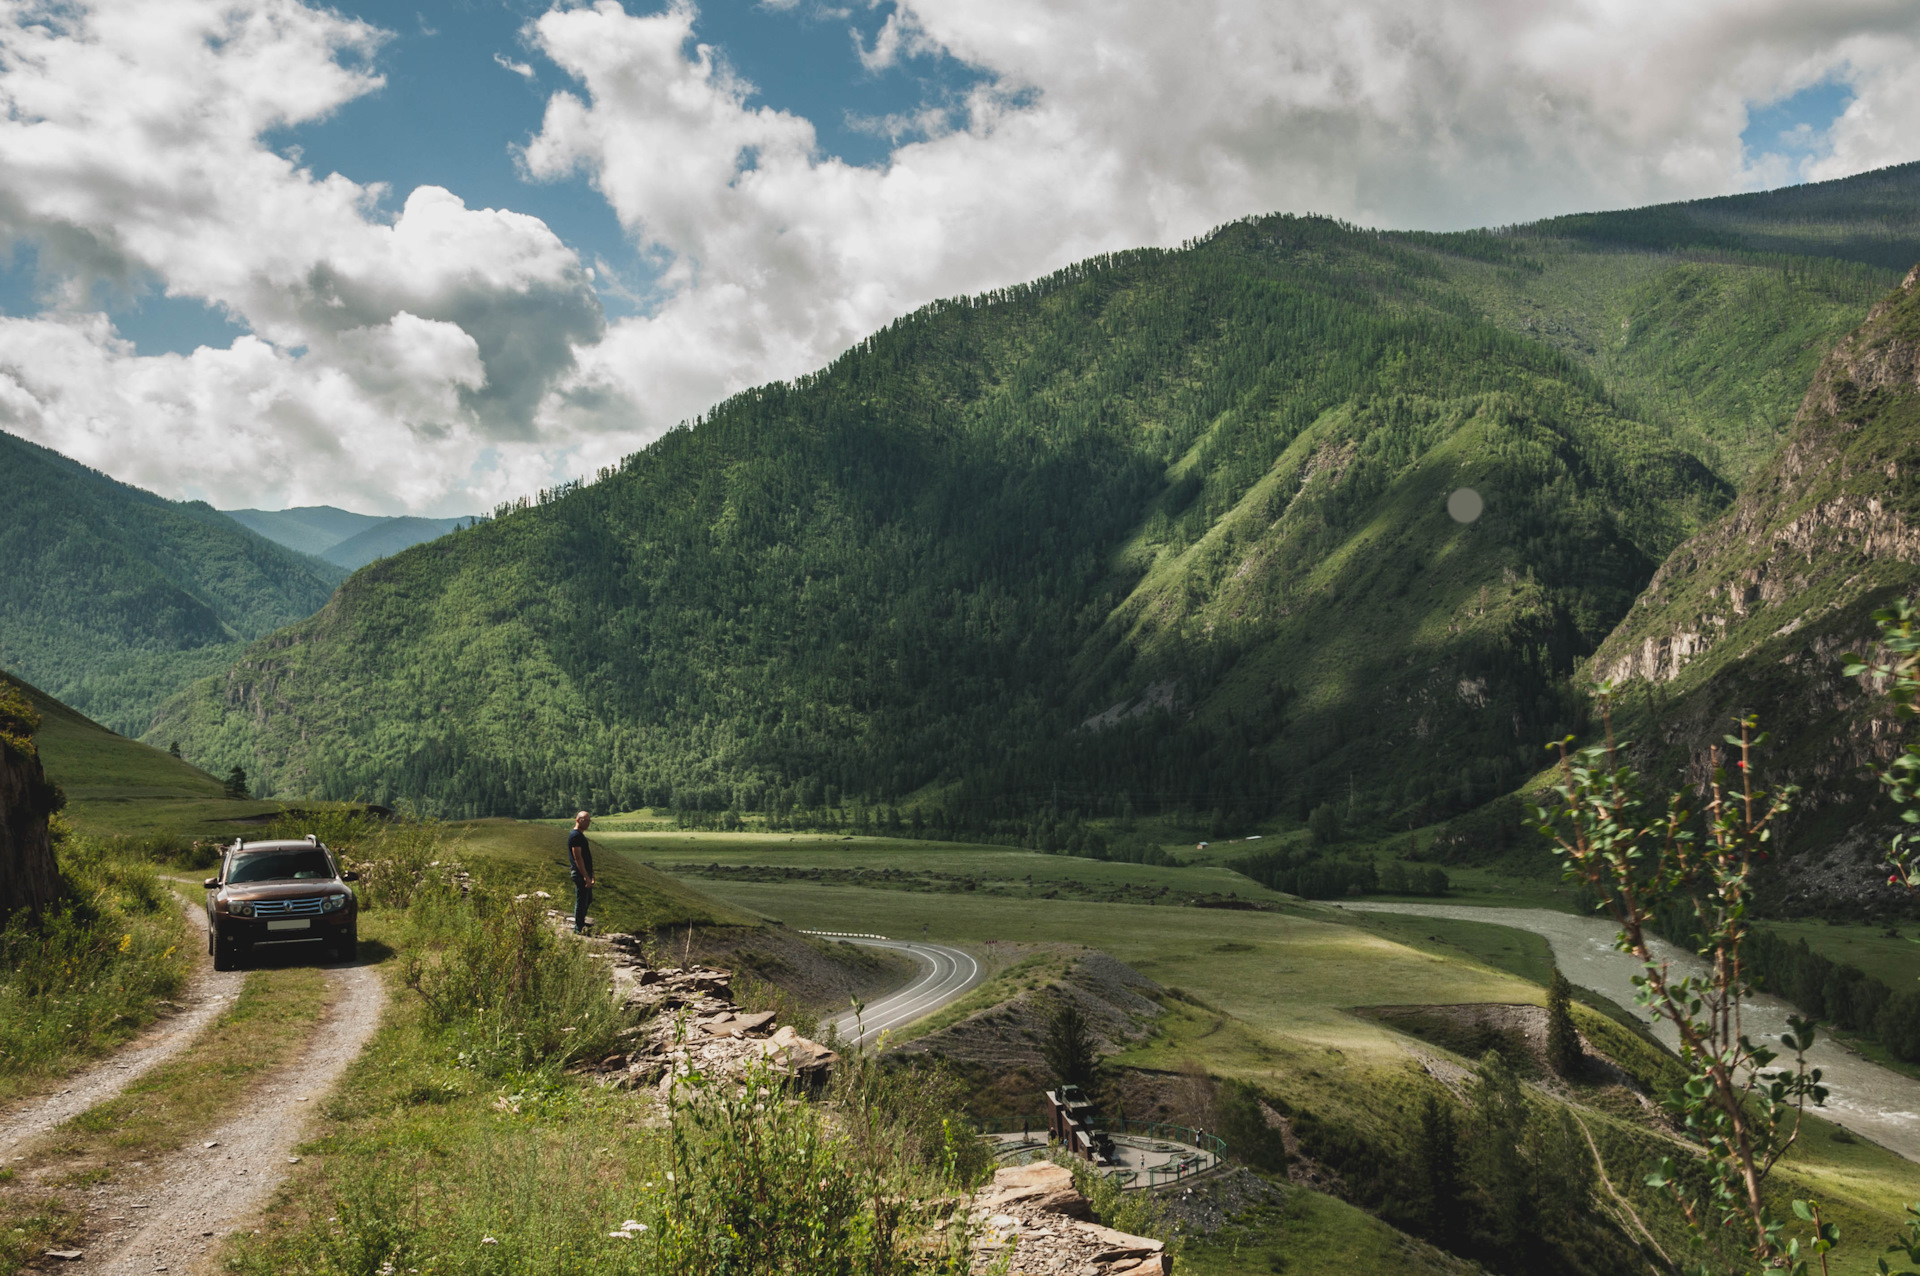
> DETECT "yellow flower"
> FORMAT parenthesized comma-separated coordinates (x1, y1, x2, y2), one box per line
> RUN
(118, 933, 133, 953)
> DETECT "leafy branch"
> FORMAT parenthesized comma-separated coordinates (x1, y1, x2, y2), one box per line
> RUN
(1537, 690, 1825, 1270)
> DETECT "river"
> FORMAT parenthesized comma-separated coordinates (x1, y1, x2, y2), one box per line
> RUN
(1338, 901, 1920, 1163)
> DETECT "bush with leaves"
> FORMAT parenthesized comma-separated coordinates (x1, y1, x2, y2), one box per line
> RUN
(1539, 696, 1835, 1272)
(403, 889, 623, 1075)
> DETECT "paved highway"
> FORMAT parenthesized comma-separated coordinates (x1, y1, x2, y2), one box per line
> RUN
(812, 934, 984, 1048)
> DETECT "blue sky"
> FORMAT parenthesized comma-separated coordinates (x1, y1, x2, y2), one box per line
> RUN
(7, 0, 993, 358)
(0, 0, 1913, 516)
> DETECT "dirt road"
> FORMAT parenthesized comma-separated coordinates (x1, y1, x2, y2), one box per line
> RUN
(3, 899, 387, 1275)
(0, 909, 240, 1161)
(1342, 901, 1920, 1163)
(85, 960, 384, 1275)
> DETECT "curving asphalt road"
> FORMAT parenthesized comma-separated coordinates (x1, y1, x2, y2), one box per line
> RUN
(813, 935, 985, 1048)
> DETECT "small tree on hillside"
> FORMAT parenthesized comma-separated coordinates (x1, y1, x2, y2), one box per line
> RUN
(167, 740, 182, 758)
(1307, 802, 1342, 846)
(1412, 1091, 1465, 1245)
(1545, 968, 1580, 1078)
(1041, 993, 1101, 1091)
(1539, 694, 1827, 1269)
(224, 765, 249, 800)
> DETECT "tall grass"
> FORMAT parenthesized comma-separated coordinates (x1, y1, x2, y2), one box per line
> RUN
(0, 820, 191, 1096)
(226, 817, 989, 1276)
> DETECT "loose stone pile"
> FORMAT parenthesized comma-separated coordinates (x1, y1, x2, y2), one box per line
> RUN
(567, 932, 840, 1094)
(969, 1162, 1170, 1275)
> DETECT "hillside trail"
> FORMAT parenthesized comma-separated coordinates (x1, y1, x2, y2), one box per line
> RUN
(1341, 901, 1920, 1164)
(0, 900, 239, 1159)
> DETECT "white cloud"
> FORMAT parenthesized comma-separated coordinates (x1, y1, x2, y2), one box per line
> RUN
(0, 0, 603, 514)
(494, 52, 535, 78)
(2, 0, 1919, 516)
(520, 0, 1920, 463)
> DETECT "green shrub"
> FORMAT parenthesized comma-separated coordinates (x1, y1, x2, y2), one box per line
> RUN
(403, 890, 623, 1075)
(0, 828, 190, 1091)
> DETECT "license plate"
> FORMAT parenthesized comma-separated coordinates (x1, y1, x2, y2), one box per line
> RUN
(266, 919, 311, 931)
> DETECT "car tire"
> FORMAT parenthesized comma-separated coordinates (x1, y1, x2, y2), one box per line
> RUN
(333, 929, 357, 963)
(211, 931, 236, 971)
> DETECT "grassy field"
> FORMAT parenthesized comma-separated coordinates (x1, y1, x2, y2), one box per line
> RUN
(440, 819, 762, 932)
(1760, 918, 1920, 989)
(6, 670, 286, 836)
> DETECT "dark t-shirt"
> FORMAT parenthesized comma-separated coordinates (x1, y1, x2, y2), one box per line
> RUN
(567, 829, 593, 880)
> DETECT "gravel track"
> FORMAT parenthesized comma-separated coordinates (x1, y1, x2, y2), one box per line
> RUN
(1342, 901, 1920, 1163)
(0, 903, 240, 1161)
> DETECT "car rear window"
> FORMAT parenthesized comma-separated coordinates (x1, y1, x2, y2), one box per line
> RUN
(227, 849, 333, 883)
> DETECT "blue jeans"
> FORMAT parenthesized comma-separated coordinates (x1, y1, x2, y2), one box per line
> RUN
(572, 879, 592, 932)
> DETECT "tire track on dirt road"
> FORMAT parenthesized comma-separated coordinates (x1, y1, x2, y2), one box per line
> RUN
(0, 904, 240, 1161)
(77, 960, 385, 1275)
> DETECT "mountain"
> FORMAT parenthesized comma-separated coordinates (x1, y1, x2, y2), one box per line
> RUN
(224, 506, 473, 568)
(320, 516, 477, 570)
(149, 165, 1920, 829)
(222, 506, 387, 557)
(1586, 262, 1920, 908)
(0, 430, 346, 736)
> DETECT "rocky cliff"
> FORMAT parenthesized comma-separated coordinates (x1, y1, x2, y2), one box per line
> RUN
(1585, 264, 1920, 909)
(0, 678, 63, 920)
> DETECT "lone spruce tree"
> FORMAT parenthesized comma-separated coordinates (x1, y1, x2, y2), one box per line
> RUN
(1041, 994, 1100, 1091)
(1545, 968, 1580, 1078)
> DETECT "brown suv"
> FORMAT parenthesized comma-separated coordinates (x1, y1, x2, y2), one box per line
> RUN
(204, 835, 359, 969)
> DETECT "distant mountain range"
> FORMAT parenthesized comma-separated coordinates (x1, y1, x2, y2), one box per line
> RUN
(222, 507, 475, 570)
(146, 163, 1920, 904)
(0, 430, 347, 736)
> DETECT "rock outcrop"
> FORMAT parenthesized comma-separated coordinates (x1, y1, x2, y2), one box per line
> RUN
(570, 933, 840, 1092)
(1583, 264, 1920, 906)
(0, 678, 61, 922)
(968, 1161, 1170, 1275)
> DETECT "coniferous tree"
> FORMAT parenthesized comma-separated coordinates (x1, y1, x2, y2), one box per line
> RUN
(1041, 994, 1101, 1091)
(1546, 968, 1581, 1078)
(1412, 1092, 1464, 1245)
(224, 765, 249, 800)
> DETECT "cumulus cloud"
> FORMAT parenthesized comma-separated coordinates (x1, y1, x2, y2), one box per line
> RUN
(0, 0, 604, 512)
(1, 0, 1918, 514)
(520, 0, 1920, 457)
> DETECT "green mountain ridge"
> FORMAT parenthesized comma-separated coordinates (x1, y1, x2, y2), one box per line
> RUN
(0, 430, 347, 737)
(141, 164, 1920, 836)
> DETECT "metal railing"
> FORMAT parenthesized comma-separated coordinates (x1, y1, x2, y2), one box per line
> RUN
(971, 1116, 1227, 1189)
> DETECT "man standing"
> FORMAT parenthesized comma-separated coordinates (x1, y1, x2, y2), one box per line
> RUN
(567, 810, 595, 934)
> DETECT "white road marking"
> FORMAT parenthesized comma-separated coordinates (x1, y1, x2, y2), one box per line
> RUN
(819, 938, 983, 1048)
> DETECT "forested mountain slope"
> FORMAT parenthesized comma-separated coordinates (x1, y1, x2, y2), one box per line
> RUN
(149, 167, 1920, 829)
(1587, 264, 1920, 908)
(0, 431, 346, 735)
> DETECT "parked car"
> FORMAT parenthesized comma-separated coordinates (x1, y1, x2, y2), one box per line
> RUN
(204, 834, 358, 969)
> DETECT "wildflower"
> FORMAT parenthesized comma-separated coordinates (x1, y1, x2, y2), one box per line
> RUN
(481, 1236, 498, 1245)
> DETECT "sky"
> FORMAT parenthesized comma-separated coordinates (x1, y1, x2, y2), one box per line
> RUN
(0, 0, 1916, 517)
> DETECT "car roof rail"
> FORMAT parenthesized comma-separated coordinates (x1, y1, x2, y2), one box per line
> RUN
(306, 834, 318, 844)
